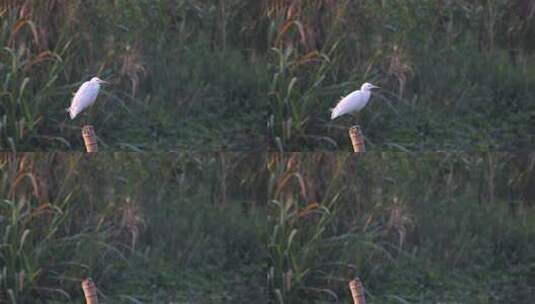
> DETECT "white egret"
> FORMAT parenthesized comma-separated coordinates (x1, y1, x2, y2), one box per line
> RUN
(330, 82, 380, 120)
(67, 77, 108, 119)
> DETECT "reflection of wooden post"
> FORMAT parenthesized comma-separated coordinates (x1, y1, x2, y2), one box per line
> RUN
(82, 125, 98, 152)
(82, 278, 98, 304)
(349, 277, 366, 304)
(348, 125, 365, 152)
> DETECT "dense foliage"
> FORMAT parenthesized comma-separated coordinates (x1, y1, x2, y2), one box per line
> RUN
(1, 1, 534, 151)
(1, 153, 534, 303)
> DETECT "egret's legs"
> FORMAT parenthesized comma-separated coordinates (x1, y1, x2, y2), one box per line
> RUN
(80, 112, 88, 128)
(351, 113, 360, 127)
(86, 105, 98, 126)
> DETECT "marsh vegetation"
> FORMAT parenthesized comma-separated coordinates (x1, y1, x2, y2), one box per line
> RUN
(1, 153, 534, 303)
(1, 1, 534, 151)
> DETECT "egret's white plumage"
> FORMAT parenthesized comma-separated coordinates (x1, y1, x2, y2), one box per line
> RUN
(330, 82, 379, 120)
(67, 77, 107, 119)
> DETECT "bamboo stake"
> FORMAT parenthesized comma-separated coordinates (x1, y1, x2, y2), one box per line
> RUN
(348, 125, 365, 152)
(81, 125, 98, 152)
(81, 278, 98, 304)
(349, 277, 366, 304)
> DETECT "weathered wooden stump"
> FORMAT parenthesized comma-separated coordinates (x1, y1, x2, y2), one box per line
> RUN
(348, 125, 365, 152)
(349, 277, 366, 304)
(81, 125, 98, 152)
(81, 278, 98, 304)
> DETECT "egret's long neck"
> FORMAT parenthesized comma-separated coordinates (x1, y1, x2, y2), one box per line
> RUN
(362, 90, 371, 102)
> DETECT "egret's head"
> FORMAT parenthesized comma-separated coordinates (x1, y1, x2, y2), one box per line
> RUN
(361, 82, 380, 91)
(90, 77, 108, 84)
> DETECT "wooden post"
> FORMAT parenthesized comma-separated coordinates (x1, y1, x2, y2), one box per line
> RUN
(81, 278, 98, 304)
(81, 125, 98, 152)
(349, 277, 366, 304)
(348, 125, 365, 152)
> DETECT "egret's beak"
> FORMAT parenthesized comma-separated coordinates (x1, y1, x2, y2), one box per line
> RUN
(99, 80, 109, 84)
(372, 85, 380, 89)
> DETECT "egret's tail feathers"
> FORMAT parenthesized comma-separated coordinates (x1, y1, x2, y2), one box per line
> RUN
(330, 111, 338, 120)
(66, 107, 77, 119)
(330, 107, 341, 120)
(330, 109, 335, 120)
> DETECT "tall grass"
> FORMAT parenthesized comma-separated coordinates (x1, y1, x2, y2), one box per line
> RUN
(0, 1, 269, 151)
(1, 153, 534, 302)
(0, 154, 128, 302)
(266, 154, 388, 303)
(0, 153, 269, 303)
(263, 153, 535, 302)
(262, 1, 535, 150)
(1, 1, 534, 150)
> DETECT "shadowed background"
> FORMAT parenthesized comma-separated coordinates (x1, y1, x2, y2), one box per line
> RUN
(1, 153, 534, 303)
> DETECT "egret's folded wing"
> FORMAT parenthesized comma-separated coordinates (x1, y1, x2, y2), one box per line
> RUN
(331, 97, 349, 119)
(68, 82, 90, 119)
(70, 82, 89, 107)
(331, 91, 361, 119)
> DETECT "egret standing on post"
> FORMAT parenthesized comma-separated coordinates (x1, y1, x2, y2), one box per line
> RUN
(331, 82, 380, 152)
(330, 82, 380, 120)
(67, 77, 108, 119)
